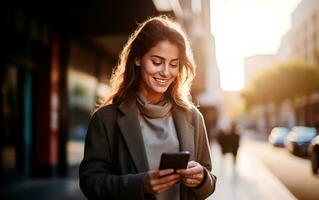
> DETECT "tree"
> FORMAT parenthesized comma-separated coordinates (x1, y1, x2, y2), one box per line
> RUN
(242, 60, 319, 108)
(241, 60, 319, 127)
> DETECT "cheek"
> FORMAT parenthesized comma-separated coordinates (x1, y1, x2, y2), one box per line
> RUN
(141, 68, 154, 83)
(141, 60, 157, 74)
(141, 70, 149, 81)
(171, 68, 179, 78)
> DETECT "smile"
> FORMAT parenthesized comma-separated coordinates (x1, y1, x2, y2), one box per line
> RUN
(154, 77, 170, 85)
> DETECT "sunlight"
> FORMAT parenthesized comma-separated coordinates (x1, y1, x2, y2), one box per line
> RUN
(211, 0, 302, 91)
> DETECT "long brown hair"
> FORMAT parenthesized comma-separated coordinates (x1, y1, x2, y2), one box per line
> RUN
(99, 15, 196, 109)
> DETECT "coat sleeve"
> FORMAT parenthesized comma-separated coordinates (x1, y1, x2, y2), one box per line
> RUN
(190, 109, 217, 199)
(79, 110, 147, 200)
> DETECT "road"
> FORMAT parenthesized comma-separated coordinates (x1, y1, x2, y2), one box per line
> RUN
(2, 135, 319, 200)
(208, 132, 319, 200)
(208, 137, 297, 200)
(244, 135, 319, 200)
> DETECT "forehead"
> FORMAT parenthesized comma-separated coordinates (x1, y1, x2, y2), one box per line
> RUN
(145, 40, 179, 59)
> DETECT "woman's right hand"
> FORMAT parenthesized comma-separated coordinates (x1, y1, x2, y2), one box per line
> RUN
(143, 169, 180, 194)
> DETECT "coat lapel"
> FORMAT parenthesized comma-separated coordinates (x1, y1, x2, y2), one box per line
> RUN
(172, 107, 195, 160)
(117, 100, 149, 172)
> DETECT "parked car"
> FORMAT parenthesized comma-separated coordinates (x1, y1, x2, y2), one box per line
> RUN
(309, 135, 319, 174)
(268, 127, 290, 147)
(285, 126, 317, 156)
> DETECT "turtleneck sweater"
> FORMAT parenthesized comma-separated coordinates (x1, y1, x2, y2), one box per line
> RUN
(136, 92, 180, 200)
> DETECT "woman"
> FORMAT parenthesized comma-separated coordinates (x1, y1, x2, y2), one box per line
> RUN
(217, 121, 240, 165)
(79, 16, 216, 200)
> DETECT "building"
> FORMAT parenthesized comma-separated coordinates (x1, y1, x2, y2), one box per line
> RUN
(277, 0, 319, 128)
(277, 31, 294, 62)
(185, 0, 222, 136)
(246, 0, 319, 133)
(244, 54, 278, 87)
(243, 55, 277, 133)
(278, 0, 319, 65)
(1, 0, 172, 183)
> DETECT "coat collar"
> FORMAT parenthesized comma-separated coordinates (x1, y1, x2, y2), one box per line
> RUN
(117, 99, 195, 172)
(172, 106, 195, 160)
(117, 99, 149, 172)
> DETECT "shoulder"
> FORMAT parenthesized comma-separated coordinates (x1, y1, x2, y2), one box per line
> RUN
(91, 104, 118, 122)
(189, 105, 204, 121)
(94, 104, 117, 114)
(176, 104, 204, 125)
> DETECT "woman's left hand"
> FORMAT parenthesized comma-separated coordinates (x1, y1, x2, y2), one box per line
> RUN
(176, 161, 204, 188)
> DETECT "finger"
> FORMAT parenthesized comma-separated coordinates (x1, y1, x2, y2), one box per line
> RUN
(182, 178, 200, 187)
(178, 161, 199, 172)
(153, 174, 180, 185)
(177, 164, 202, 175)
(182, 177, 199, 184)
(153, 178, 180, 193)
(148, 170, 159, 178)
(187, 161, 198, 168)
(183, 173, 204, 180)
(154, 179, 179, 191)
(156, 183, 178, 193)
(158, 169, 174, 177)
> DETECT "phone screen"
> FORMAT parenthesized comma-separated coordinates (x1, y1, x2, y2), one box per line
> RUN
(159, 151, 190, 170)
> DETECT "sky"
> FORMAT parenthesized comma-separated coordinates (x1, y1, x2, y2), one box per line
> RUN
(210, 0, 302, 91)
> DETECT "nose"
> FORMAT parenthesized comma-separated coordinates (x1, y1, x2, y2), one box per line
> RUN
(160, 64, 169, 76)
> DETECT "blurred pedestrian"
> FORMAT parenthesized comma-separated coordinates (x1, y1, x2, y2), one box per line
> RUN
(203, 106, 218, 143)
(217, 121, 241, 164)
(79, 16, 216, 200)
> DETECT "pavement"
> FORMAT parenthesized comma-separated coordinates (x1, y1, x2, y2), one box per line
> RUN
(1, 137, 298, 200)
(207, 138, 297, 200)
(1, 166, 86, 200)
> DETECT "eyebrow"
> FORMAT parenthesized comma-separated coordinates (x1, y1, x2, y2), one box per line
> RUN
(150, 55, 179, 61)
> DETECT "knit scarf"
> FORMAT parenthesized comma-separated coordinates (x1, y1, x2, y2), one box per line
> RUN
(136, 92, 173, 118)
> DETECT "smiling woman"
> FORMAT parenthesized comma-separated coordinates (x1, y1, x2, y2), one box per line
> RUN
(136, 40, 180, 103)
(79, 16, 216, 200)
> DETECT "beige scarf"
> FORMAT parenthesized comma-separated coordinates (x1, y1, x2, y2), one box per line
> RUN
(136, 92, 173, 118)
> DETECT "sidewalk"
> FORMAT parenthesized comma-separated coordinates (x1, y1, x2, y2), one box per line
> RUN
(1, 168, 86, 200)
(207, 138, 297, 200)
(1, 138, 297, 200)
(1, 141, 86, 200)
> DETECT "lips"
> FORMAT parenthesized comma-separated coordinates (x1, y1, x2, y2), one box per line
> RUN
(154, 77, 170, 86)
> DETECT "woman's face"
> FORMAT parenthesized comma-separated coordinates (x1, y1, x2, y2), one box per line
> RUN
(136, 40, 180, 103)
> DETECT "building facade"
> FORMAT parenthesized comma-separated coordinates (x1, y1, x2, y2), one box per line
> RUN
(278, 0, 319, 65)
(244, 54, 278, 86)
(249, 0, 319, 133)
(1, 0, 169, 185)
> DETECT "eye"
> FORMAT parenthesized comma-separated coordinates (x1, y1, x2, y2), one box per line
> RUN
(170, 61, 179, 68)
(152, 59, 162, 66)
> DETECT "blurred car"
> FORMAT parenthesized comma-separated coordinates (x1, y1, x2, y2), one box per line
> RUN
(285, 126, 317, 156)
(268, 127, 290, 147)
(70, 124, 87, 140)
(309, 135, 319, 174)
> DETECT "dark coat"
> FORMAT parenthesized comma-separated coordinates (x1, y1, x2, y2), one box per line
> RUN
(79, 99, 216, 200)
(217, 130, 240, 155)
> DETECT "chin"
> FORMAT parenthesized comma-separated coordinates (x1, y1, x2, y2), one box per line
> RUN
(153, 87, 169, 94)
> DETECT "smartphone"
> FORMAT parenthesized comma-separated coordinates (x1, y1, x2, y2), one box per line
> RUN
(159, 151, 190, 171)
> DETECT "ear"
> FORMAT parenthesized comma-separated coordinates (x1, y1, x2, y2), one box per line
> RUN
(135, 58, 141, 66)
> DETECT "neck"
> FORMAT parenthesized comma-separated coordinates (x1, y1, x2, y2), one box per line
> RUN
(139, 89, 163, 104)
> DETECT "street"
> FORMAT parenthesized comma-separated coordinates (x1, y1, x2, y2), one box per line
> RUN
(208, 132, 319, 200)
(2, 0, 319, 199)
(243, 135, 319, 200)
(2, 134, 319, 200)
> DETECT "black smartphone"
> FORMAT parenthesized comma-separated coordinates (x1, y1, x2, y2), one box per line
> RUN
(159, 151, 190, 171)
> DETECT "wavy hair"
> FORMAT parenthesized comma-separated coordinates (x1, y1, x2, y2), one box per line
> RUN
(99, 15, 196, 110)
